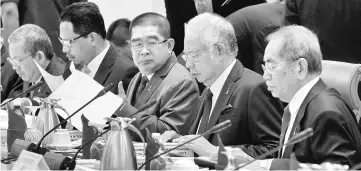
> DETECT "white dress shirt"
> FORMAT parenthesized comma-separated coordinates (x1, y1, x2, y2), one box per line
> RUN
(144, 73, 154, 81)
(282, 76, 320, 156)
(209, 59, 236, 114)
(196, 59, 236, 134)
(262, 76, 320, 170)
(70, 42, 110, 78)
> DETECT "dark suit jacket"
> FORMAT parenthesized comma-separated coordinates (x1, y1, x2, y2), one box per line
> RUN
(270, 79, 361, 170)
(62, 45, 138, 94)
(284, 0, 361, 64)
(189, 60, 284, 158)
(6, 54, 66, 151)
(226, 2, 284, 74)
(62, 45, 138, 159)
(116, 53, 200, 141)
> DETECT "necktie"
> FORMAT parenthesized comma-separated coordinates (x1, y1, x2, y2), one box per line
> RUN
(135, 76, 149, 103)
(22, 82, 30, 97)
(81, 65, 91, 75)
(197, 89, 213, 134)
(278, 105, 291, 158)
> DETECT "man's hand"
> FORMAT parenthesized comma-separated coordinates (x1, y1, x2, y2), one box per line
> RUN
(1, 98, 31, 115)
(230, 148, 254, 164)
(159, 130, 181, 143)
(117, 81, 127, 100)
(173, 135, 217, 157)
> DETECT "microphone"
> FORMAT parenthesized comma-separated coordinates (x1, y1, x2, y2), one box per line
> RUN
(31, 83, 114, 154)
(137, 119, 232, 170)
(236, 128, 314, 170)
(0, 81, 44, 107)
(43, 128, 111, 170)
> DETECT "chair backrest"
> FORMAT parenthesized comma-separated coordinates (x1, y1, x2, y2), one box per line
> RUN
(320, 60, 361, 121)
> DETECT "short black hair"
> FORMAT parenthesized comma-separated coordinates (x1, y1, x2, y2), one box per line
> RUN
(130, 12, 171, 39)
(106, 18, 131, 47)
(60, 2, 106, 39)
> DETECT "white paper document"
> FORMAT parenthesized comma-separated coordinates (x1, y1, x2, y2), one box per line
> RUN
(82, 92, 123, 125)
(34, 59, 64, 92)
(48, 70, 123, 131)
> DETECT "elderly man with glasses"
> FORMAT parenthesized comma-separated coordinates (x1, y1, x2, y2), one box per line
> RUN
(240, 25, 361, 170)
(2, 24, 66, 150)
(162, 13, 284, 162)
(58, 2, 138, 159)
(114, 12, 199, 143)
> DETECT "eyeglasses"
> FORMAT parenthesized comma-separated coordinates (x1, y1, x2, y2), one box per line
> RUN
(58, 34, 87, 47)
(262, 58, 299, 74)
(181, 43, 218, 62)
(128, 39, 168, 51)
(7, 54, 32, 66)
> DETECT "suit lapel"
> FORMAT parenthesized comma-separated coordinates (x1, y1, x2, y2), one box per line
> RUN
(282, 79, 327, 158)
(93, 46, 115, 85)
(204, 61, 244, 140)
(134, 54, 177, 108)
(128, 73, 141, 104)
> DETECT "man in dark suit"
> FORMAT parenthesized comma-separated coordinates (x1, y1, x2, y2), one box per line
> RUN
(172, 13, 283, 159)
(1, 0, 85, 102)
(3, 24, 66, 150)
(59, 2, 138, 159)
(226, 0, 284, 74)
(242, 25, 361, 170)
(115, 12, 199, 141)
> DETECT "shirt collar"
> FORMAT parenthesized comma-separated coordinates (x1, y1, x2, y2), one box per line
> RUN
(289, 76, 320, 116)
(143, 73, 154, 81)
(210, 59, 236, 98)
(86, 42, 110, 75)
(69, 42, 110, 76)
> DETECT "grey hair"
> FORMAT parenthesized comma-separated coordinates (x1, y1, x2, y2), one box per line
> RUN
(8, 24, 54, 60)
(186, 12, 238, 57)
(266, 25, 322, 74)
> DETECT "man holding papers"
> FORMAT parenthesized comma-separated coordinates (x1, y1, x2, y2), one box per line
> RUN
(4, 24, 66, 150)
(115, 12, 200, 141)
(59, 2, 138, 158)
(171, 13, 283, 159)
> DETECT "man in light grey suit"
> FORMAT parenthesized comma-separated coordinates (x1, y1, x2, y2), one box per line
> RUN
(116, 12, 200, 141)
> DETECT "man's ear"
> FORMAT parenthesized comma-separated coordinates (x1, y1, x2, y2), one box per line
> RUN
(215, 42, 227, 56)
(167, 38, 175, 52)
(88, 32, 97, 46)
(297, 58, 308, 79)
(34, 51, 47, 65)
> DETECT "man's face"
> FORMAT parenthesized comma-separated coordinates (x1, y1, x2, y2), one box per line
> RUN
(183, 34, 217, 87)
(263, 39, 298, 102)
(8, 42, 40, 82)
(59, 21, 91, 65)
(129, 25, 171, 76)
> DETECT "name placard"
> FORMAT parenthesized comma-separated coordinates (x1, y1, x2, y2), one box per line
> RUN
(12, 150, 49, 170)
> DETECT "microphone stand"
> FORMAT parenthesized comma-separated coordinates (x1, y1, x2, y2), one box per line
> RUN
(137, 120, 232, 170)
(235, 128, 314, 170)
(60, 128, 111, 170)
(0, 81, 44, 107)
(33, 83, 114, 153)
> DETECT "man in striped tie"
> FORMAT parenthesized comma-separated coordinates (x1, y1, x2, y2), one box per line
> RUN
(171, 13, 284, 161)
